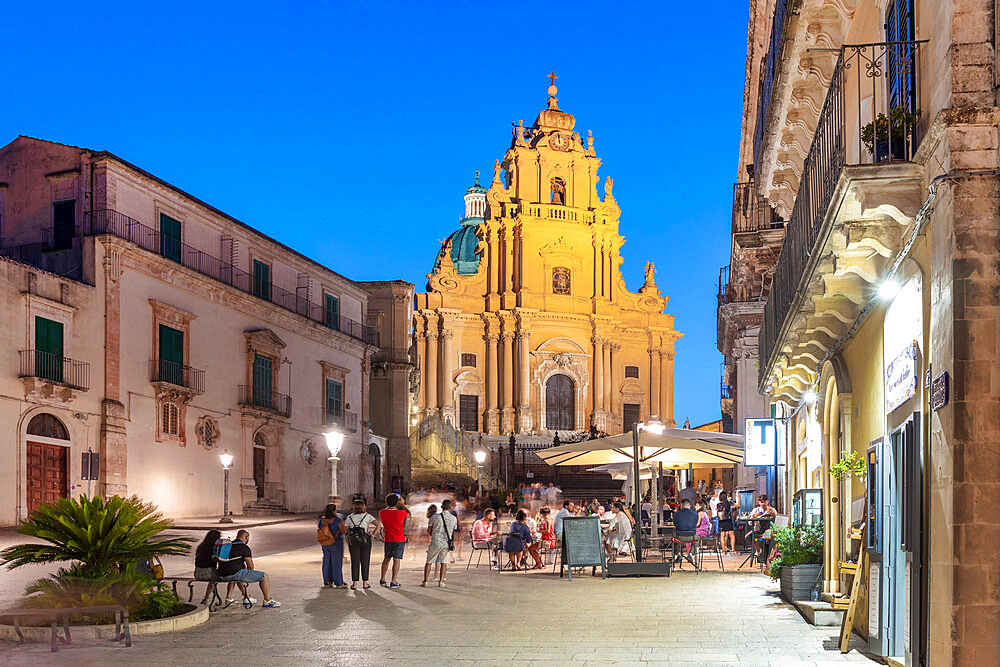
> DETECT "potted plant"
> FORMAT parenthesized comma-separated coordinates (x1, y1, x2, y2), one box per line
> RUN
(861, 107, 920, 162)
(829, 450, 867, 482)
(767, 522, 824, 601)
(0, 495, 192, 623)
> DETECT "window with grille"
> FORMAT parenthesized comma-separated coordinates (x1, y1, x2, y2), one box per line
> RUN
(162, 401, 180, 436)
(461, 353, 476, 368)
(459, 394, 479, 432)
(625, 365, 639, 379)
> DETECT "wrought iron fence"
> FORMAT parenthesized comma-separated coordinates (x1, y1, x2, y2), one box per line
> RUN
(238, 385, 292, 417)
(88, 209, 379, 346)
(19, 349, 90, 390)
(760, 41, 926, 384)
(149, 359, 205, 392)
(732, 182, 784, 235)
(718, 264, 767, 307)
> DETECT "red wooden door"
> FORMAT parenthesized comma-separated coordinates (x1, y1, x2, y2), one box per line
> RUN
(26, 442, 68, 512)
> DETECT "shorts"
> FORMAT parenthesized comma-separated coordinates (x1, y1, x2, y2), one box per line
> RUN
(194, 566, 216, 581)
(426, 546, 450, 564)
(384, 541, 406, 560)
(220, 568, 265, 583)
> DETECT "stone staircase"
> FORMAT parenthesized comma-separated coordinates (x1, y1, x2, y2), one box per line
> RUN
(243, 500, 290, 516)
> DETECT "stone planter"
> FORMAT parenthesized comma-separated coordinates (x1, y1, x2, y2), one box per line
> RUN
(779, 563, 822, 601)
(0, 603, 208, 644)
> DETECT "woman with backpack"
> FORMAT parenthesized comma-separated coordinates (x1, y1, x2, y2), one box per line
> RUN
(318, 503, 348, 588)
(345, 498, 379, 590)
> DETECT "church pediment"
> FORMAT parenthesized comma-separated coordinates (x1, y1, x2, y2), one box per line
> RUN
(535, 336, 587, 355)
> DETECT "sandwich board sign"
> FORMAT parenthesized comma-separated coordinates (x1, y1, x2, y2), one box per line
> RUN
(560, 516, 606, 580)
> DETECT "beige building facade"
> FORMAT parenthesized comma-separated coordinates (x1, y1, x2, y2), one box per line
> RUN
(736, 0, 1000, 664)
(0, 136, 382, 524)
(414, 81, 681, 440)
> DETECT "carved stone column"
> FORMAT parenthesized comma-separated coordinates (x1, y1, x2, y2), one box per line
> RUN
(602, 341, 612, 417)
(517, 330, 532, 432)
(501, 330, 515, 433)
(661, 351, 675, 426)
(425, 328, 439, 416)
(650, 347, 661, 419)
(100, 247, 127, 498)
(414, 331, 426, 412)
(592, 336, 605, 414)
(484, 331, 499, 434)
(440, 330, 455, 425)
(609, 343, 621, 425)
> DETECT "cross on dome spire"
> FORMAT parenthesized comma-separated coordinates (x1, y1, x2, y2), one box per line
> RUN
(547, 71, 558, 85)
(546, 71, 559, 111)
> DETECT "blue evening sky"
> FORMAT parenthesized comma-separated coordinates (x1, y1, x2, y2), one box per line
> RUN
(5, 2, 747, 427)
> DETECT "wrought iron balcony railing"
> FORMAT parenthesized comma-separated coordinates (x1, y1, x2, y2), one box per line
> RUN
(760, 40, 926, 382)
(718, 265, 768, 307)
(88, 209, 379, 346)
(150, 359, 205, 393)
(732, 182, 785, 236)
(324, 410, 359, 433)
(238, 385, 292, 417)
(752, 0, 790, 182)
(721, 381, 733, 401)
(19, 349, 90, 391)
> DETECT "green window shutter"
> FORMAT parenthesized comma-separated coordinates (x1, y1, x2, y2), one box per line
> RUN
(158, 325, 185, 385)
(253, 354, 273, 407)
(326, 379, 343, 421)
(160, 214, 182, 263)
(34, 317, 64, 383)
(253, 260, 271, 301)
(324, 294, 340, 330)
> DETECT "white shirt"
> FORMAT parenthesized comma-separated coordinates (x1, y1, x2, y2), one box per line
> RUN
(347, 512, 377, 533)
(428, 511, 458, 549)
(525, 516, 541, 540)
(709, 497, 720, 517)
(641, 501, 653, 514)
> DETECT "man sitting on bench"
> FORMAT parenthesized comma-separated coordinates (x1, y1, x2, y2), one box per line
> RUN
(216, 530, 281, 608)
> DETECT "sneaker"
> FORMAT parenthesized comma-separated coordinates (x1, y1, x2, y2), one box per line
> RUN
(262, 599, 281, 608)
(245, 596, 257, 604)
(379, 580, 388, 587)
(389, 582, 402, 589)
(419, 581, 428, 587)
(438, 581, 446, 588)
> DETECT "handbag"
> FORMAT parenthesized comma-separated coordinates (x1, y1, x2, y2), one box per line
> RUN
(150, 557, 164, 580)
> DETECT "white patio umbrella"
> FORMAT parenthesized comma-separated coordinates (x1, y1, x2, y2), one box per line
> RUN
(536, 427, 744, 468)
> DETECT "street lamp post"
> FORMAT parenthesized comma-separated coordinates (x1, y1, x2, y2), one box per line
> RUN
(474, 449, 487, 501)
(219, 451, 234, 523)
(325, 430, 345, 500)
(632, 416, 664, 562)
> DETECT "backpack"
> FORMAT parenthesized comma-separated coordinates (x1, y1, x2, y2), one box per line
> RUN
(213, 537, 240, 564)
(317, 517, 339, 546)
(348, 515, 371, 549)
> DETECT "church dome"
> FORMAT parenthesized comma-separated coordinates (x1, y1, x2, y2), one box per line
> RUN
(433, 172, 484, 276)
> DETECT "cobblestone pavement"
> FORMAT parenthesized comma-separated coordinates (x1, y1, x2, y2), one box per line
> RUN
(1, 520, 879, 666)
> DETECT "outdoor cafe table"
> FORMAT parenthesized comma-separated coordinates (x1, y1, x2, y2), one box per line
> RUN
(738, 517, 774, 569)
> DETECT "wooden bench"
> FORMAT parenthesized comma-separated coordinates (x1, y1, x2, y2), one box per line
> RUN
(0, 604, 130, 652)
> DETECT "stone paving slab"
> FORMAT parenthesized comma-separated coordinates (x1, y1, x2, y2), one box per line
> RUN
(0, 526, 879, 666)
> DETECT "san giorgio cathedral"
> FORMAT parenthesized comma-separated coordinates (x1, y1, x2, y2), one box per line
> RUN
(413, 76, 681, 438)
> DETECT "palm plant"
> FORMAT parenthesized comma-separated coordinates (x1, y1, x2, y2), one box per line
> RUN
(0, 495, 192, 575)
(21, 566, 180, 621)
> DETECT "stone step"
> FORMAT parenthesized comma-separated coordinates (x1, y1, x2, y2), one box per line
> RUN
(793, 600, 846, 626)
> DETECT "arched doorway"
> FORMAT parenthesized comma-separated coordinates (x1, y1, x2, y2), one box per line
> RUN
(369, 443, 381, 500)
(26, 413, 70, 512)
(545, 374, 575, 431)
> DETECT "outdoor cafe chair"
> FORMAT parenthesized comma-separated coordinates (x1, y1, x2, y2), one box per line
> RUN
(696, 533, 725, 571)
(671, 532, 699, 572)
(467, 530, 492, 570)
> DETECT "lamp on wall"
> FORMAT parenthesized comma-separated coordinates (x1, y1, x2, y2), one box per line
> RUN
(324, 430, 345, 499)
(219, 451, 234, 524)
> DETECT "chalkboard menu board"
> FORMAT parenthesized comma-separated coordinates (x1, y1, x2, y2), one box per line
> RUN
(560, 517, 606, 580)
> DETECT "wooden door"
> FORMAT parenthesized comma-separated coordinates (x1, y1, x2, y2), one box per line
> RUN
(545, 374, 575, 431)
(26, 442, 68, 513)
(253, 446, 266, 499)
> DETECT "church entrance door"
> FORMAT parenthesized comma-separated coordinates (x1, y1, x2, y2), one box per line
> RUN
(545, 374, 575, 431)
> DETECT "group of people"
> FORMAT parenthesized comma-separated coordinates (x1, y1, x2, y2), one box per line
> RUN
(469, 506, 557, 570)
(191, 528, 281, 608)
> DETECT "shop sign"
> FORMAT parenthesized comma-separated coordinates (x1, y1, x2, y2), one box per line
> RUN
(932, 372, 950, 412)
(744, 418, 776, 466)
(886, 342, 917, 413)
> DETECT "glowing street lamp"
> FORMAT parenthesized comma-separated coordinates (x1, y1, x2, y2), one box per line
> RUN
(324, 430, 345, 498)
(473, 449, 487, 499)
(219, 451, 234, 524)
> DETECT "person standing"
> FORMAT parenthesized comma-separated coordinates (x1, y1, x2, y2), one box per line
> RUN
(679, 481, 698, 505)
(379, 493, 411, 588)
(709, 488, 721, 536)
(422, 499, 458, 587)
(717, 491, 737, 555)
(318, 504, 348, 588)
(346, 499, 379, 590)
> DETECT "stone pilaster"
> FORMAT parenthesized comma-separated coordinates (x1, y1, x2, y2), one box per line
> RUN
(500, 328, 515, 434)
(99, 246, 127, 497)
(439, 329, 455, 425)
(484, 330, 499, 434)
(424, 322, 439, 416)
(649, 347, 661, 420)
(517, 330, 532, 432)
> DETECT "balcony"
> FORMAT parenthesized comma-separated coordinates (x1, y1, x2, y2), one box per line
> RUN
(324, 410, 359, 434)
(752, 0, 790, 183)
(732, 182, 785, 246)
(759, 40, 928, 396)
(149, 359, 205, 394)
(19, 350, 90, 399)
(88, 209, 379, 346)
(238, 385, 292, 418)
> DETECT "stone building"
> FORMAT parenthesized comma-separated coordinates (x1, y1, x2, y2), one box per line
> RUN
(0, 136, 383, 524)
(737, 0, 1000, 664)
(413, 79, 681, 446)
